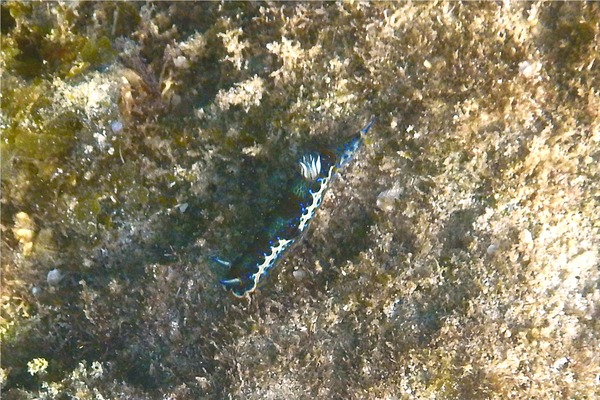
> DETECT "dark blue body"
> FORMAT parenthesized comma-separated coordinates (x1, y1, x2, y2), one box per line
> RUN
(220, 119, 375, 297)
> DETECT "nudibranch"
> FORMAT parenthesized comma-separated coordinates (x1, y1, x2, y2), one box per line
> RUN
(218, 118, 375, 297)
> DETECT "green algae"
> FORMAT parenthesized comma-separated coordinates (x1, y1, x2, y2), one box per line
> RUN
(12, 112, 80, 160)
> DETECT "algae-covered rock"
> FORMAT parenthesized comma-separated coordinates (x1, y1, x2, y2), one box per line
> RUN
(1, 2, 598, 399)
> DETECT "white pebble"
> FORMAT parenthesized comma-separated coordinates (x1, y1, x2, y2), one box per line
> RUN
(553, 357, 570, 370)
(292, 270, 306, 280)
(518, 60, 541, 79)
(173, 55, 189, 69)
(47, 269, 63, 286)
(376, 185, 403, 212)
(110, 120, 123, 133)
(486, 244, 499, 255)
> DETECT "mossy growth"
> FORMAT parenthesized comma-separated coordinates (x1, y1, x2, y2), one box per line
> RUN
(1, 2, 599, 399)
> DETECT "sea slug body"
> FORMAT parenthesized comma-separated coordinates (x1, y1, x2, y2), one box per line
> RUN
(219, 118, 375, 297)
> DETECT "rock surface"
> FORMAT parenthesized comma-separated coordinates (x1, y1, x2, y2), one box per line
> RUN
(1, 2, 598, 398)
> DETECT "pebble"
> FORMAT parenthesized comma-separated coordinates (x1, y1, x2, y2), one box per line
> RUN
(110, 120, 123, 133)
(292, 270, 306, 280)
(376, 185, 403, 212)
(47, 269, 63, 286)
(486, 243, 499, 256)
